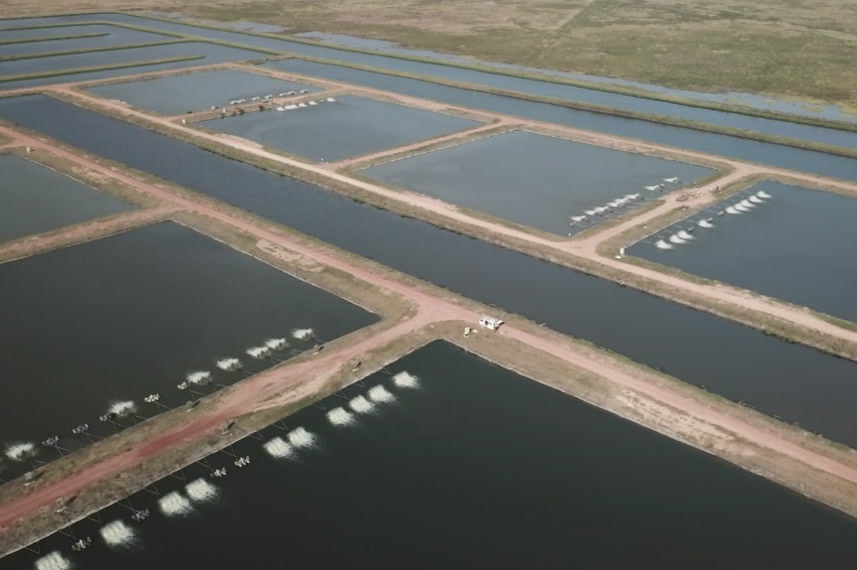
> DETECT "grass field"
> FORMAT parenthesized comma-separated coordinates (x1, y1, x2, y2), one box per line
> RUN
(1, 1, 856, 109)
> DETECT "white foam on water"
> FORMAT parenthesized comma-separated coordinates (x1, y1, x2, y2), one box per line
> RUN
(216, 357, 242, 371)
(246, 346, 271, 359)
(668, 234, 686, 245)
(186, 478, 218, 503)
(264, 436, 294, 458)
(725, 206, 740, 215)
(393, 371, 419, 388)
(739, 199, 755, 208)
(288, 427, 316, 448)
(100, 519, 135, 547)
(645, 185, 660, 191)
(698, 220, 715, 229)
(655, 240, 673, 250)
(749, 195, 764, 204)
(677, 230, 693, 240)
(187, 371, 211, 385)
(34, 551, 71, 570)
(158, 491, 193, 517)
(327, 407, 355, 426)
(265, 338, 288, 351)
(6, 442, 36, 461)
(292, 328, 314, 340)
(757, 190, 772, 199)
(109, 401, 136, 417)
(349, 395, 374, 414)
(367, 385, 395, 403)
(734, 203, 749, 212)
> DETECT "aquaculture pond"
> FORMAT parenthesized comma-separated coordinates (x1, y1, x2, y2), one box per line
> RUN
(0, 41, 265, 79)
(0, 221, 377, 480)
(0, 154, 132, 242)
(3, 95, 857, 450)
(86, 68, 319, 115)
(0, 24, 170, 57)
(266, 60, 857, 184)
(200, 94, 482, 162)
(5, 341, 857, 570)
(361, 129, 713, 235)
(629, 181, 857, 322)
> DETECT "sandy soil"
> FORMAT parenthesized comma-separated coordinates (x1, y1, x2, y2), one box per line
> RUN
(4, 115, 857, 542)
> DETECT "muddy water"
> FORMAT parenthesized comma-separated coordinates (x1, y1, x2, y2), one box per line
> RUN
(3, 95, 856, 450)
(4, 341, 857, 569)
(0, 222, 377, 479)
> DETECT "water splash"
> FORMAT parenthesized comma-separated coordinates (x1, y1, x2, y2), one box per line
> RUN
(263, 436, 294, 458)
(158, 491, 193, 517)
(185, 478, 218, 503)
(288, 427, 316, 448)
(6, 442, 36, 461)
(327, 407, 355, 426)
(292, 328, 314, 340)
(655, 239, 673, 250)
(349, 395, 374, 414)
(676, 230, 694, 240)
(757, 190, 772, 199)
(216, 358, 242, 371)
(663, 177, 679, 183)
(739, 199, 755, 209)
(100, 520, 135, 547)
(367, 385, 395, 403)
(109, 401, 136, 417)
(748, 195, 764, 204)
(246, 346, 271, 359)
(668, 234, 686, 245)
(644, 184, 661, 191)
(698, 219, 715, 229)
(725, 206, 740, 215)
(186, 371, 211, 385)
(393, 371, 419, 388)
(265, 338, 289, 351)
(734, 203, 749, 212)
(35, 551, 71, 570)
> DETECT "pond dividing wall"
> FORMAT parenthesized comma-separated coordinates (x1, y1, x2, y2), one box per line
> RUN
(2, 95, 856, 450)
(4, 341, 857, 569)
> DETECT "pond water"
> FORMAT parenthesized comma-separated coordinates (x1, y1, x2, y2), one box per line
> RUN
(87, 68, 318, 115)
(0, 41, 266, 79)
(3, 95, 857, 450)
(4, 341, 857, 569)
(0, 24, 171, 58)
(0, 221, 377, 479)
(361, 129, 713, 235)
(0, 154, 132, 242)
(267, 60, 857, 184)
(628, 181, 857, 322)
(202, 94, 482, 162)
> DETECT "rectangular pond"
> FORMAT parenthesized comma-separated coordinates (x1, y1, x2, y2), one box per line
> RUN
(4, 95, 857, 451)
(0, 42, 265, 79)
(0, 221, 377, 480)
(628, 181, 857, 322)
(200, 94, 482, 162)
(0, 25, 170, 58)
(4, 341, 857, 569)
(0, 154, 132, 243)
(86, 69, 319, 115)
(361, 129, 714, 235)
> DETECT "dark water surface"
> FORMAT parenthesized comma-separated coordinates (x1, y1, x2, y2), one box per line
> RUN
(2, 95, 856, 450)
(4, 342, 857, 570)
(86, 68, 319, 115)
(0, 24, 170, 57)
(362, 129, 713, 235)
(629, 181, 857, 322)
(0, 154, 132, 242)
(0, 222, 377, 478)
(203, 94, 481, 162)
